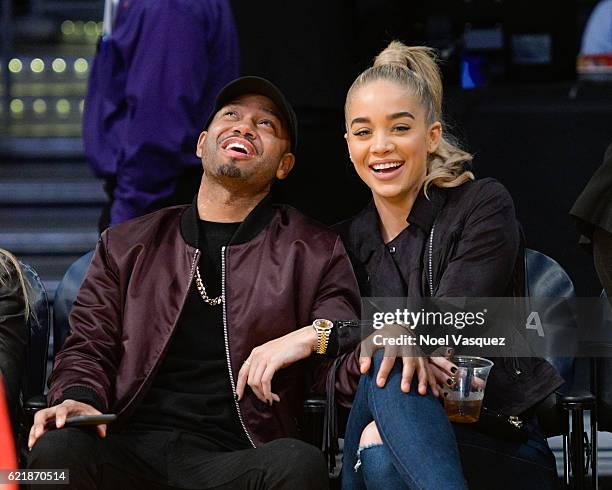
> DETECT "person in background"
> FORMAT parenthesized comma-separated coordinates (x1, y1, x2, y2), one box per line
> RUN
(84, 0, 240, 231)
(581, 0, 612, 54)
(0, 249, 29, 436)
(570, 142, 612, 299)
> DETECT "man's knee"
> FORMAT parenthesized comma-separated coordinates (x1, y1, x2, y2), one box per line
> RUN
(28, 428, 98, 470)
(264, 438, 328, 489)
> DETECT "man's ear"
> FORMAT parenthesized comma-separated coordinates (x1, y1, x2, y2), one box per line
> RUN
(428, 122, 442, 154)
(196, 131, 208, 158)
(276, 153, 296, 180)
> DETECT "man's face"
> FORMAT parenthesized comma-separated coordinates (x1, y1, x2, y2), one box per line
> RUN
(196, 94, 295, 190)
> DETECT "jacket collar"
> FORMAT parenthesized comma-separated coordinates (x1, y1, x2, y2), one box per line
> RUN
(350, 185, 447, 263)
(180, 193, 276, 249)
(407, 185, 447, 232)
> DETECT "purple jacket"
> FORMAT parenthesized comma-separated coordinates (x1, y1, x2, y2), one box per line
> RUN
(83, 0, 239, 225)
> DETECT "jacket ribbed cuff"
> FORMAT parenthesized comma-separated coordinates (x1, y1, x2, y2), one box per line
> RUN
(56, 386, 105, 412)
(328, 320, 361, 357)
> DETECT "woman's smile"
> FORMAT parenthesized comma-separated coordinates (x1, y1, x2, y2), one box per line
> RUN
(368, 160, 405, 181)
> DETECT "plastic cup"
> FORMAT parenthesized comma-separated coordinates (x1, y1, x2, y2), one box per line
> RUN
(443, 356, 494, 423)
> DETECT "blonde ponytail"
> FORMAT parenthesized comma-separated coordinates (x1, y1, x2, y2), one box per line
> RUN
(346, 41, 474, 194)
(373, 42, 443, 120)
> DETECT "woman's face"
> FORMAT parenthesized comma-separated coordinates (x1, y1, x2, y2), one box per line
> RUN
(345, 80, 441, 202)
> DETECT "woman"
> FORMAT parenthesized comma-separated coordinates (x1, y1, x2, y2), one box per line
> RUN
(337, 41, 563, 489)
(0, 249, 29, 435)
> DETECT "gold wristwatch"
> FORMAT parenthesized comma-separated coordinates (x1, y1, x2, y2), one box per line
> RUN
(312, 319, 334, 354)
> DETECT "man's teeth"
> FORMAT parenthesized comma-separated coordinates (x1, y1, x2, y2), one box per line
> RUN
(227, 143, 248, 154)
(372, 162, 402, 171)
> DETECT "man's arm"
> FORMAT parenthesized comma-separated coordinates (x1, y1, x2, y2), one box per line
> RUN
(29, 233, 123, 448)
(308, 236, 362, 406)
(47, 233, 123, 410)
(235, 235, 363, 406)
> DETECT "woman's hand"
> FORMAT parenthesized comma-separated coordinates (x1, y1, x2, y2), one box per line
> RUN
(359, 323, 439, 396)
(360, 354, 439, 396)
(235, 325, 317, 405)
(429, 348, 459, 396)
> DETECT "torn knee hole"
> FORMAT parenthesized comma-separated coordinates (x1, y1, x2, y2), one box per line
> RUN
(354, 443, 384, 472)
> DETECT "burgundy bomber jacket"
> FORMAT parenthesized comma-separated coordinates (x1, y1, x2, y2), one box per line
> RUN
(47, 196, 362, 446)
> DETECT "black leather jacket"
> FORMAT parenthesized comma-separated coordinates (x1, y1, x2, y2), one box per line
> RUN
(336, 178, 563, 415)
(0, 260, 28, 432)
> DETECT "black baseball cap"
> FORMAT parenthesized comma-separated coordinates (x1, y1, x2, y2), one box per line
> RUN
(205, 76, 298, 152)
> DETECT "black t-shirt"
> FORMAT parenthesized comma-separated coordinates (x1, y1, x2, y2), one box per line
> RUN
(130, 219, 250, 451)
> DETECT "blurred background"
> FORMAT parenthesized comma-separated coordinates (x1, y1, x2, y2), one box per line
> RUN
(0, 0, 609, 300)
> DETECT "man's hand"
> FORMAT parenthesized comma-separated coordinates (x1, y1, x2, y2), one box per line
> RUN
(235, 325, 317, 405)
(28, 399, 106, 449)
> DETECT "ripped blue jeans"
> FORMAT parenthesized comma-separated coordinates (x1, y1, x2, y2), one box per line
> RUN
(341, 352, 558, 490)
(341, 351, 466, 490)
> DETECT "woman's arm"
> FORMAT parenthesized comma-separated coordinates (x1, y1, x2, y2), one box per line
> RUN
(435, 180, 521, 297)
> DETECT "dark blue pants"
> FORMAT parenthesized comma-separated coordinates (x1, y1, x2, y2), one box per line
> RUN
(341, 353, 559, 490)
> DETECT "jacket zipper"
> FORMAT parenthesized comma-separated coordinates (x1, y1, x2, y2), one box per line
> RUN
(119, 248, 200, 418)
(427, 225, 523, 378)
(221, 245, 256, 448)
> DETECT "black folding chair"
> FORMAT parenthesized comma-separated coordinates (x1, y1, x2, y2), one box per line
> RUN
(528, 249, 596, 490)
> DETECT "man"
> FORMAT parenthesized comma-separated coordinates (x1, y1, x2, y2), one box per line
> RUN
(28, 77, 361, 489)
(571, 142, 612, 299)
(581, 0, 612, 55)
(85, 0, 240, 231)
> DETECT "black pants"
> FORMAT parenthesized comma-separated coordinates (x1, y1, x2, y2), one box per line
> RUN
(28, 428, 329, 490)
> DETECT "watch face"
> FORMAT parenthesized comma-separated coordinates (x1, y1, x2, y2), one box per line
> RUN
(314, 319, 333, 331)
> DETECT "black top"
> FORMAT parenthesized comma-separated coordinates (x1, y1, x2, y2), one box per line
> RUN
(130, 219, 250, 451)
(336, 179, 564, 415)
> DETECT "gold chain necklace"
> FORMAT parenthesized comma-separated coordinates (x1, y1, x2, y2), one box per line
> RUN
(194, 266, 223, 306)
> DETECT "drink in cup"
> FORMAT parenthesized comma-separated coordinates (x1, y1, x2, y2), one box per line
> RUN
(443, 356, 494, 423)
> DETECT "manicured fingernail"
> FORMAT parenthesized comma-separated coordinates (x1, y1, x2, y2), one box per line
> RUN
(446, 378, 453, 386)
(450, 367, 457, 374)
(378, 377, 385, 386)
